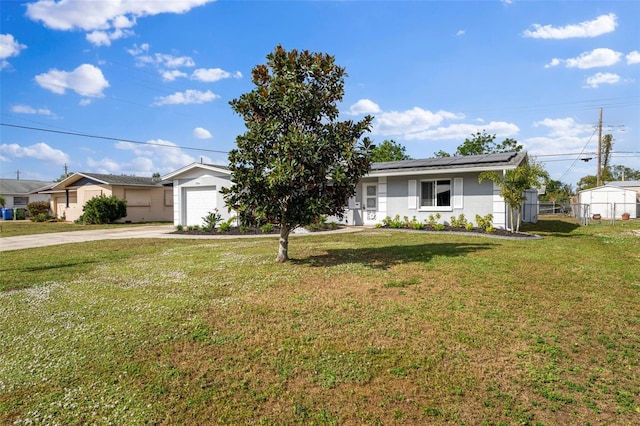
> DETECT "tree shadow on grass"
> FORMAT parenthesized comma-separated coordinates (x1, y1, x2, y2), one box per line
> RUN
(291, 242, 495, 270)
(520, 218, 581, 237)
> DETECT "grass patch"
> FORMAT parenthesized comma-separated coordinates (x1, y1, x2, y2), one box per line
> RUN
(383, 277, 421, 288)
(1, 217, 639, 424)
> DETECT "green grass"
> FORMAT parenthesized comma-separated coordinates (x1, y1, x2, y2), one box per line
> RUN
(0, 221, 170, 238)
(1, 217, 639, 424)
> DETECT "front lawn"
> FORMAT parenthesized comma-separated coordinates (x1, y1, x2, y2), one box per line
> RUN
(1, 218, 638, 424)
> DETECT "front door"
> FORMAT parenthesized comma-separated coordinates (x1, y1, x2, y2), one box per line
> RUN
(364, 183, 378, 225)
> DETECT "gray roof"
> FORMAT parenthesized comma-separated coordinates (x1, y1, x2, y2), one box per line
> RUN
(370, 151, 527, 173)
(79, 173, 164, 186)
(0, 179, 54, 195)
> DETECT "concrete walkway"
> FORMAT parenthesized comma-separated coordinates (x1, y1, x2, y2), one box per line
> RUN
(0, 225, 363, 252)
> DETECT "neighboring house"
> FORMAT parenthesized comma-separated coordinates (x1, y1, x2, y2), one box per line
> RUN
(39, 173, 173, 222)
(579, 181, 639, 219)
(336, 151, 536, 229)
(161, 163, 233, 227)
(164, 152, 537, 230)
(0, 179, 53, 211)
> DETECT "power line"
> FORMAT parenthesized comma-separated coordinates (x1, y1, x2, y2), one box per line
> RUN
(0, 123, 230, 155)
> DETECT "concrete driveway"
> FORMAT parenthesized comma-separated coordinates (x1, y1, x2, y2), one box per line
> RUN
(0, 225, 193, 252)
(0, 225, 362, 252)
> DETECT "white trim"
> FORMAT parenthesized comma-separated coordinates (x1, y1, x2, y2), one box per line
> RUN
(453, 177, 463, 209)
(408, 180, 417, 209)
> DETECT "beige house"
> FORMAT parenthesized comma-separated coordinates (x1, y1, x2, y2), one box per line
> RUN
(42, 173, 173, 223)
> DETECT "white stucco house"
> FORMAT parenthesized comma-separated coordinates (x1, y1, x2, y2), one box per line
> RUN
(163, 152, 538, 230)
(578, 181, 639, 219)
(161, 163, 234, 227)
(339, 151, 537, 229)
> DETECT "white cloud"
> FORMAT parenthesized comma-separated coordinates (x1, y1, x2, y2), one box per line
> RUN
(404, 121, 519, 141)
(546, 48, 622, 69)
(526, 117, 596, 156)
(153, 89, 219, 106)
(193, 127, 212, 139)
(35, 63, 110, 98)
(456, 30, 465, 36)
(161, 69, 188, 81)
(86, 27, 134, 47)
(11, 104, 56, 117)
(584, 72, 620, 88)
(0, 142, 69, 165)
(191, 68, 242, 82)
(373, 107, 464, 137)
(26, 0, 214, 46)
(523, 13, 617, 39)
(0, 33, 27, 70)
(627, 50, 640, 65)
(533, 117, 593, 137)
(348, 99, 381, 115)
(112, 139, 207, 174)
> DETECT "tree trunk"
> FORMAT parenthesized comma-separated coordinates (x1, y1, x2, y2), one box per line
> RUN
(276, 225, 291, 262)
(509, 208, 515, 233)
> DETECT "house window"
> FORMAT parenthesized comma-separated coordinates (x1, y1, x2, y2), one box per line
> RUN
(13, 196, 29, 205)
(420, 179, 451, 208)
(124, 189, 151, 207)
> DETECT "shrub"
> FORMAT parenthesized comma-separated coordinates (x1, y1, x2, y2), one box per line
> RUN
(32, 213, 53, 222)
(216, 216, 235, 233)
(260, 223, 274, 233)
(202, 209, 222, 232)
(450, 214, 468, 228)
(465, 222, 474, 231)
(409, 216, 424, 230)
(426, 213, 441, 227)
(433, 223, 446, 231)
(82, 195, 127, 224)
(27, 201, 51, 221)
(175, 224, 183, 232)
(475, 214, 494, 232)
(387, 215, 404, 228)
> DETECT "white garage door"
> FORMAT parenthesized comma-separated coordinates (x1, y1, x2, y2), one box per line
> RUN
(184, 187, 217, 226)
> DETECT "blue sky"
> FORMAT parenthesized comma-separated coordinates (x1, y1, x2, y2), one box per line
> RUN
(1, 0, 638, 187)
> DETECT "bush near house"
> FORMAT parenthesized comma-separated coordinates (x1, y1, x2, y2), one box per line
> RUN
(27, 201, 52, 222)
(78, 195, 127, 224)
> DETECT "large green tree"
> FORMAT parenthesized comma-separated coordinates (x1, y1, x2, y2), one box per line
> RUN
(370, 139, 412, 162)
(222, 45, 374, 262)
(435, 131, 523, 157)
(479, 161, 547, 232)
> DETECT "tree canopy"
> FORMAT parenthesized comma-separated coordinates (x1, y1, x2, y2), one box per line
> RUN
(370, 140, 412, 162)
(222, 45, 373, 262)
(435, 131, 523, 157)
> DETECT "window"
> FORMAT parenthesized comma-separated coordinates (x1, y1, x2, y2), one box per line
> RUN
(420, 179, 451, 208)
(13, 196, 29, 205)
(124, 189, 151, 207)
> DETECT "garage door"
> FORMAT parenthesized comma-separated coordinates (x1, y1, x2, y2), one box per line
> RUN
(184, 187, 217, 226)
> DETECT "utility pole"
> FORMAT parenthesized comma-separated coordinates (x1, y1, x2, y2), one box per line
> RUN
(64, 163, 68, 177)
(15, 170, 20, 180)
(596, 107, 603, 187)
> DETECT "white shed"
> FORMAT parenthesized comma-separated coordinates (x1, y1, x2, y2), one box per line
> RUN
(162, 163, 234, 227)
(578, 185, 638, 219)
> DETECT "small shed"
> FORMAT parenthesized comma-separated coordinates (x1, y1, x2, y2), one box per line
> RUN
(578, 185, 638, 219)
